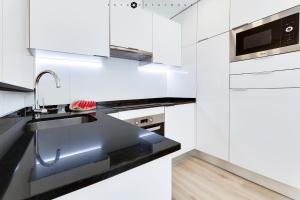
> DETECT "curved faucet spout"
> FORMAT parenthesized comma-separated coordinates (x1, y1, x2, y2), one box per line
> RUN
(33, 70, 61, 118)
(35, 70, 61, 89)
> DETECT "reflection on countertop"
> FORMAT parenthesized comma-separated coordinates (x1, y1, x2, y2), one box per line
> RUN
(0, 97, 191, 200)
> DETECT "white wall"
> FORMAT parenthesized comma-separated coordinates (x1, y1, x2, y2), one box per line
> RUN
(167, 3, 197, 98)
(0, 48, 196, 117)
(166, 44, 197, 97)
(33, 51, 168, 106)
(0, 91, 26, 117)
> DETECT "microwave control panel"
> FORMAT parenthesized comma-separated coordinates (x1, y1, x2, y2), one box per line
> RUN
(281, 13, 299, 46)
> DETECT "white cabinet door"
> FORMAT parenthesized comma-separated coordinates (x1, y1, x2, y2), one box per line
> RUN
(196, 32, 230, 161)
(56, 157, 172, 200)
(153, 14, 181, 66)
(230, 68, 300, 89)
(110, 1, 152, 52)
(230, 0, 300, 29)
(30, 0, 109, 57)
(230, 88, 300, 188)
(0, 0, 2, 84)
(173, 4, 198, 47)
(230, 51, 300, 75)
(165, 104, 196, 156)
(2, 0, 34, 89)
(197, 0, 230, 41)
(108, 112, 119, 119)
(118, 107, 164, 120)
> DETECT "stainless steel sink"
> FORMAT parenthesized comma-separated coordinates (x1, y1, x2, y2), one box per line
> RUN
(27, 115, 97, 131)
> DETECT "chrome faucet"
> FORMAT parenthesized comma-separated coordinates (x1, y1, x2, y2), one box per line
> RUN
(33, 70, 61, 118)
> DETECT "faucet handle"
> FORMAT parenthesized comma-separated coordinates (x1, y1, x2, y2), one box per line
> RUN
(41, 108, 48, 114)
(41, 98, 47, 113)
(42, 98, 45, 109)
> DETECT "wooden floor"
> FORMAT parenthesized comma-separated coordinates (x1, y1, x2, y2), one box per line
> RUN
(172, 156, 291, 200)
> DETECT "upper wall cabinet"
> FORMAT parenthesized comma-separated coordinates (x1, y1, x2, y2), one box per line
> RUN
(230, 0, 300, 29)
(0, 0, 3, 85)
(110, 0, 153, 53)
(153, 14, 181, 66)
(2, 0, 34, 89)
(197, 0, 230, 41)
(173, 4, 198, 47)
(30, 0, 109, 57)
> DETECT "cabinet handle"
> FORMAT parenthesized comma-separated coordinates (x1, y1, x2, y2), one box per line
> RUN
(146, 126, 161, 132)
(197, 38, 209, 43)
(94, 55, 108, 59)
(251, 71, 273, 75)
(153, 62, 164, 65)
(126, 47, 140, 51)
(231, 88, 248, 92)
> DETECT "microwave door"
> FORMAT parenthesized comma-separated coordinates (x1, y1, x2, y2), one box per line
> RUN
(236, 19, 282, 57)
(231, 8, 300, 62)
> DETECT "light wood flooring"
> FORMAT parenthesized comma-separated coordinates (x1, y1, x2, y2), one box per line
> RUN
(172, 156, 291, 200)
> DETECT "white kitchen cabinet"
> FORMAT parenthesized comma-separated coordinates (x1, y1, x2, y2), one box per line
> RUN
(30, 0, 109, 57)
(197, 0, 230, 42)
(56, 156, 172, 200)
(118, 107, 164, 120)
(110, 1, 153, 52)
(165, 103, 196, 156)
(230, 88, 300, 188)
(230, 0, 300, 29)
(1, 0, 34, 89)
(0, 0, 2, 84)
(108, 113, 119, 119)
(196, 32, 230, 161)
(230, 51, 300, 75)
(230, 68, 300, 89)
(153, 14, 181, 66)
(173, 4, 198, 47)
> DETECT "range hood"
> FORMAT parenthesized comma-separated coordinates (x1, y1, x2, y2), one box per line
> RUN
(110, 46, 153, 62)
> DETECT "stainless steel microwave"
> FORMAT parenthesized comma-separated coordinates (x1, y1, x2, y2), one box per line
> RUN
(230, 6, 300, 62)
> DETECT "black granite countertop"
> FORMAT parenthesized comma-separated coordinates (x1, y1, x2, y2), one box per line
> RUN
(0, 98, 194, 200)
(97, 97, 196, 113)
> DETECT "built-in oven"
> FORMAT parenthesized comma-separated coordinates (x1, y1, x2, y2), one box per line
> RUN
(125, 114, 165, 136)
(231, 5, 300, 62)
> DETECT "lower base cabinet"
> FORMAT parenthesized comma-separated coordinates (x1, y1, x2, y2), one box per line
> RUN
(165, 103, 196, 157)
(56, 156, 172, 200)
(230, 88, 300, 189)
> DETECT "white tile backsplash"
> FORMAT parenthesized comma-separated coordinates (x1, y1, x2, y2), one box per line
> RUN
(35, 54, 167, 105)
(0, 49, 195, 116)
(0, 91, 25, 117)
(167, 44, 197, 97)
(36, 58, 71, 105)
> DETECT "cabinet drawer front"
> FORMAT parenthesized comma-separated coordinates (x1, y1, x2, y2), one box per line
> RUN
(230, 88, 300, 188)
(230, 69, 300, 89)
(118, 107, 164, 120)
(230, 51, 300, 74)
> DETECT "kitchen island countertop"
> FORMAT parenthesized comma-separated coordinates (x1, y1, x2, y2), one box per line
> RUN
(0, 103, 181, 200)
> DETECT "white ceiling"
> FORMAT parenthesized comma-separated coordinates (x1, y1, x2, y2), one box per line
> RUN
(143, 0, 198, 18)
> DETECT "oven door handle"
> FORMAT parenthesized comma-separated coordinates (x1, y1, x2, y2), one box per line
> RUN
(146, 126, 161, 132)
